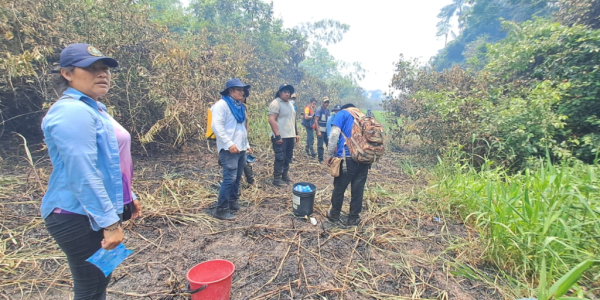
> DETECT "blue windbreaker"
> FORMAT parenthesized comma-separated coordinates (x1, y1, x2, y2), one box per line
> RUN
(41, 88, 123, 230)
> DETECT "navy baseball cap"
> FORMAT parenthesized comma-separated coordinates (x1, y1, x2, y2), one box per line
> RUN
(333, 105, 341, 111)
(220, 78, 251, 96)
(59, 43, 119, 68)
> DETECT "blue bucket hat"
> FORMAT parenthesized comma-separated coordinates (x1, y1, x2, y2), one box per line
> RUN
(59, 43, 119, 68)
(275, 84, 294, 98)
(220, 78, 251, 96)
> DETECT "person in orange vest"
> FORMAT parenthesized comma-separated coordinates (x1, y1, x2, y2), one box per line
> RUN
(302, 98, 317, 157)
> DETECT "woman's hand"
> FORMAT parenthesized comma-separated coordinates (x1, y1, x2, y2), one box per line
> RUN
(101, 223, 123, 250)
(131, 200, 142, 220)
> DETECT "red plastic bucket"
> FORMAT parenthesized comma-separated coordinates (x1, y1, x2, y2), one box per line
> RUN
(186, 260, 235, 300)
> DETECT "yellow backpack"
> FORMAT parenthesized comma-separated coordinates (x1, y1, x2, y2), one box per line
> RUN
(206, 107, 215, 140)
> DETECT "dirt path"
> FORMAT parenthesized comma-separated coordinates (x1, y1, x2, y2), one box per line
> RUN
(1, 140, 505, 299)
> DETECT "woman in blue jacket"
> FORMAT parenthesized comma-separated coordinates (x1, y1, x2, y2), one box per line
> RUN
(42, 43, 141, 299)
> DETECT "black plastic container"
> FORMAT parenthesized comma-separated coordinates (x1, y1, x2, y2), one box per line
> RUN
(292, 182, 316, 217)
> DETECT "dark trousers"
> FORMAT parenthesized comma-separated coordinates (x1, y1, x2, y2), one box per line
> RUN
(218, 150, 246, 208)
(45, 213, 110, 300)
(243, 164, 254, 184)
(317, 131, 329, 161)
(330, 159, 370, 218)
(304, 125, 315, 155)
(272, 137, 295, 178)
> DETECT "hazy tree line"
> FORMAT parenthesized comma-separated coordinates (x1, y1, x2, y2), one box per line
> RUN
(385, 0, 600, 168)
(0, 0, 367, 149)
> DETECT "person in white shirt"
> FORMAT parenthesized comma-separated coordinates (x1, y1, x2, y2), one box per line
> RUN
(211, 78, 252, 220)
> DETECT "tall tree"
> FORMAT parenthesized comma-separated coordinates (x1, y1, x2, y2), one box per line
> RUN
(436, 0, 470, 45)
(433, 0, 556, 70)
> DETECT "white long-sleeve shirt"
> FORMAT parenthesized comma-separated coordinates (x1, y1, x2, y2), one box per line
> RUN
(211, 99, 249, 152)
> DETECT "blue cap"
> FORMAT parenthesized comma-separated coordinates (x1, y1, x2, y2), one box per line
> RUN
(220, 78, 251, 96)
(333, 105, 341, 111)
(59, 43, 118, 68)
(246, 154, 257, 163)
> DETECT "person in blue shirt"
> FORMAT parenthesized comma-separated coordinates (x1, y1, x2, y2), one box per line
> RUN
(42, 43, 140, 299)
(325, 103, 370, 226)
(326, 104, 341, 139)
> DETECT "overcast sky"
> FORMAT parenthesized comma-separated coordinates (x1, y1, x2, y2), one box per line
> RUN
(271, 0, 451, 92)
(181, 0, 451, 92)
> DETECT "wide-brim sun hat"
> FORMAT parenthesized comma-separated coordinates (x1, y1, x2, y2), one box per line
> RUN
(59, 43, 119, 68)
(220, 78, 251, 96)
(277, 84, 295, 96)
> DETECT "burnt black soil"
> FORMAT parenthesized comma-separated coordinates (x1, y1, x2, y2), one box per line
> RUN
(0, 137, 505, 299)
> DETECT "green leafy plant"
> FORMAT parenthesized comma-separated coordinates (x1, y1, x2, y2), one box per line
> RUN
(429, 154, 600, 295)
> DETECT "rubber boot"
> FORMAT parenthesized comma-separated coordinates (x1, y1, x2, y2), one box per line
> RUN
(272, 175, 285, 187)
(346, 216, 361, 226)
(214, 208, 236, 220)
(229, 200, 240, 212)
(327, 210, 341, 223)
(281, 171, 291, 184)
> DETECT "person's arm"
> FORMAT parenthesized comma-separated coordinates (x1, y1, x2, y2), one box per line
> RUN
(245, 119, 251, 150)
(48, 103, 122, 248)
(268, 113, 280, 137)
(328, 125, 341, 159)
(314, 108, 321, 136)
(326, 115, 334, 138)
(211, 102, 235, 150)
(268, 100, 281, 137)
(243, 104, 251, 151)
(295, 115, 300, 142)
(304, 106, 313, 120)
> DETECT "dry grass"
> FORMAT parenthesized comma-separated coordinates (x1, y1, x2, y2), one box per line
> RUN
(0, 137, 514, 299)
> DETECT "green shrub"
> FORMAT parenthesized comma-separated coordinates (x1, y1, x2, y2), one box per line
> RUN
(430, 154, 600, 294)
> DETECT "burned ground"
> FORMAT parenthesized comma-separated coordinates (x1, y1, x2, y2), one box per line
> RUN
(0, 138, 509, 299)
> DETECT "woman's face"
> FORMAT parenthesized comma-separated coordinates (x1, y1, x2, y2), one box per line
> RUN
(62, 60, 111, 101)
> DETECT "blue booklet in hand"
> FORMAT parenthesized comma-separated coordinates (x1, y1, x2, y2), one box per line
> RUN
(86, 244, 133, 277)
